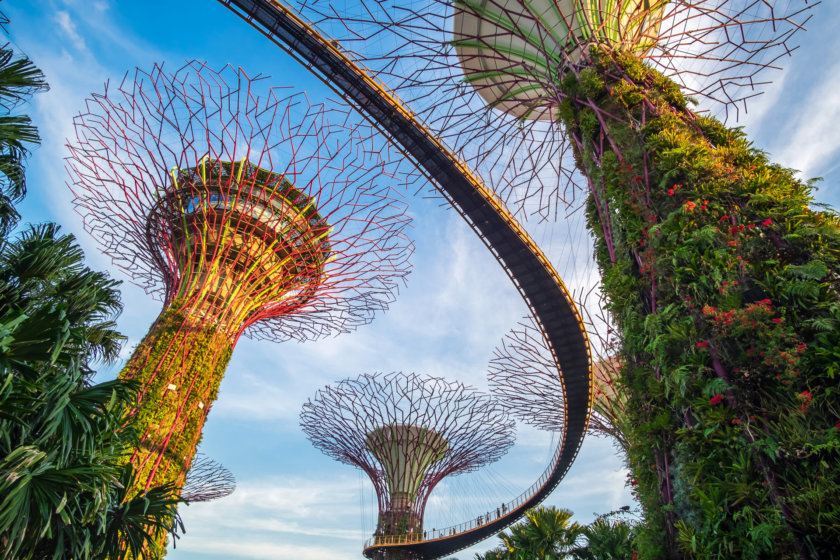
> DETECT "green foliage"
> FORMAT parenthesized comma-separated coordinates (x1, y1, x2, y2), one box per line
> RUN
(120, 306, 233, 498)
(0, 46, 47, 235)
(0, 37, 181, 557)
(476, 509, 639, 560)
(559, 46, 840, 558)
(477, 506, 584, 560)
(577, 515, 636, 560)
(0, 225, 182, 559)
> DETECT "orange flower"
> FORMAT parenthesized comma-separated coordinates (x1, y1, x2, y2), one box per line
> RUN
(684, 200, 697, 211)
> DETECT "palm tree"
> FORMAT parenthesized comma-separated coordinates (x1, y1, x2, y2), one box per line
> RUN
(474, 549, 509, 560)
(0, 224, 184, 560)
(0, 224, 183, 560)
(0, 46, 47, 235)
(0, 27, 181, 557)
(577, 517, 636, 560)
(497, 506, 584, 560)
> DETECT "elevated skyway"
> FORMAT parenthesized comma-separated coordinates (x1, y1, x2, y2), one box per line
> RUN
(216, 1, 594, 557)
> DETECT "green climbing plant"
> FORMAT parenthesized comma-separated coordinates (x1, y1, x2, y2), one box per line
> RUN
(556, 47, 840, 559)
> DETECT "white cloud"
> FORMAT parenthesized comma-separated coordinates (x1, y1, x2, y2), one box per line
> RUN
(54, 11, 87, 53)
(171, 476, 368, 560)
(769, 63, 840, 179)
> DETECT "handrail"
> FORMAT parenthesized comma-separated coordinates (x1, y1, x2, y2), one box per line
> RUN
(364, 431, 566, 547)
(215, 1, 594, 558)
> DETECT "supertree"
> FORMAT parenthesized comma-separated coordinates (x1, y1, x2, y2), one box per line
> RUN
(66, 61, 414, 506)
(300, 372, 515, 558)
(488, 316, 627, 451)
(181, 453, 236, 503)
(293, 1, 840, 557)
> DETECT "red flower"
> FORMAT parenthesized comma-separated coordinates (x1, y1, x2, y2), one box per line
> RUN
(719, 215, 730, 222)
(772, 318, 783, 324)
(762, 218, 773, 227)
(710, 394, 723, 405)
(696, 341, 709, 348)
(667, 188, 675, 196)
(732, 418, 741, 424)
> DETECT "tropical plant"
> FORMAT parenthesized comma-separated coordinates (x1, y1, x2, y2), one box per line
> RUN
(576, 516, 636, 560)
(0, 224, 183, 560)
(474, 548, 509, 560)
(0, 44, 47, 235)
(557, 48, 840, 558)
(0, 31, 182, 558)
(478, 506, 585, 560)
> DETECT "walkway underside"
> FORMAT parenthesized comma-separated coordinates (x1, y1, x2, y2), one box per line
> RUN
(216, 1, 594, 557)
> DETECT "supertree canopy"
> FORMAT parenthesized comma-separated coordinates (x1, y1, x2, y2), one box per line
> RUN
(298, 0, 815, 218)
(295, 1, 840, 557)
(181, 453, 236, 503)
(66, 61, 414, 504)
(488, 317, 626, 450)
(300, 372, 515, 548)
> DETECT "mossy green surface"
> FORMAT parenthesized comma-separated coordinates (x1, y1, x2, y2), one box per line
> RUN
(559, 48, 840, 559)
(119, 305, 233, 498)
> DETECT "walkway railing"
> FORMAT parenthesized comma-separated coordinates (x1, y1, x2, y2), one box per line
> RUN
(365, 435, 565, 547)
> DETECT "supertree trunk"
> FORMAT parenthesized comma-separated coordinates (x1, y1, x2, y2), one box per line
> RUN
(120, 306, 233, 495)
(559, 47, 840, 559)
(67, 62, 416, 556)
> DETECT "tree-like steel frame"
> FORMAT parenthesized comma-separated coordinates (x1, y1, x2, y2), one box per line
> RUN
(489, 316, 627, 451)
(181, 453, 236, 503)
(301, 372, 515, 555)
(293, 0, 816, 220)
(277, 1, 832, 556)
(215, 2, 593, 558)
(67, 61, 414, 502)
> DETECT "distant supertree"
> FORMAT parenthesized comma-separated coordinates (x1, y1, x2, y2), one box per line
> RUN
(295, 1, 840, 556)
(488, 316, 626, 451)
(300, 372, 515, 551)
(181, 453, 236, 503)
(67, 62, 414, 504)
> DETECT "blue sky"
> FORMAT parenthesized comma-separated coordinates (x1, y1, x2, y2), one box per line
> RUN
(7, 1, 840, 559)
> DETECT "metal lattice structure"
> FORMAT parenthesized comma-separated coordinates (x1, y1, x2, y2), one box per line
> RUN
(489, 316, 627, 450)
(66, 61, 414, 496)
(301, 372, 515, 551)
(181, 453, 237, 503)
(213, 3, 593, 557)
(296, 0, 816, 218)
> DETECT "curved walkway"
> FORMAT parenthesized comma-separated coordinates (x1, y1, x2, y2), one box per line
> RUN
(215, 1, 594, 557)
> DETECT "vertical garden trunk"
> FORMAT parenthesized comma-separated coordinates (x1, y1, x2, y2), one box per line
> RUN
(120, 306, 233, 496)
(558, 47, 840, 559)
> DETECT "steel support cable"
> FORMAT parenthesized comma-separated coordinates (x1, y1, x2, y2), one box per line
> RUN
(215, 1, 593, 557)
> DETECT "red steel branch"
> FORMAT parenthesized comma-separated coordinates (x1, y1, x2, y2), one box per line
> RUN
(181, 453, 236, 503)
(301, 372, 515, 538)
(297, 0, 815, 219)
(489, 316, 627, 451)
(66, 61, 415, 494)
